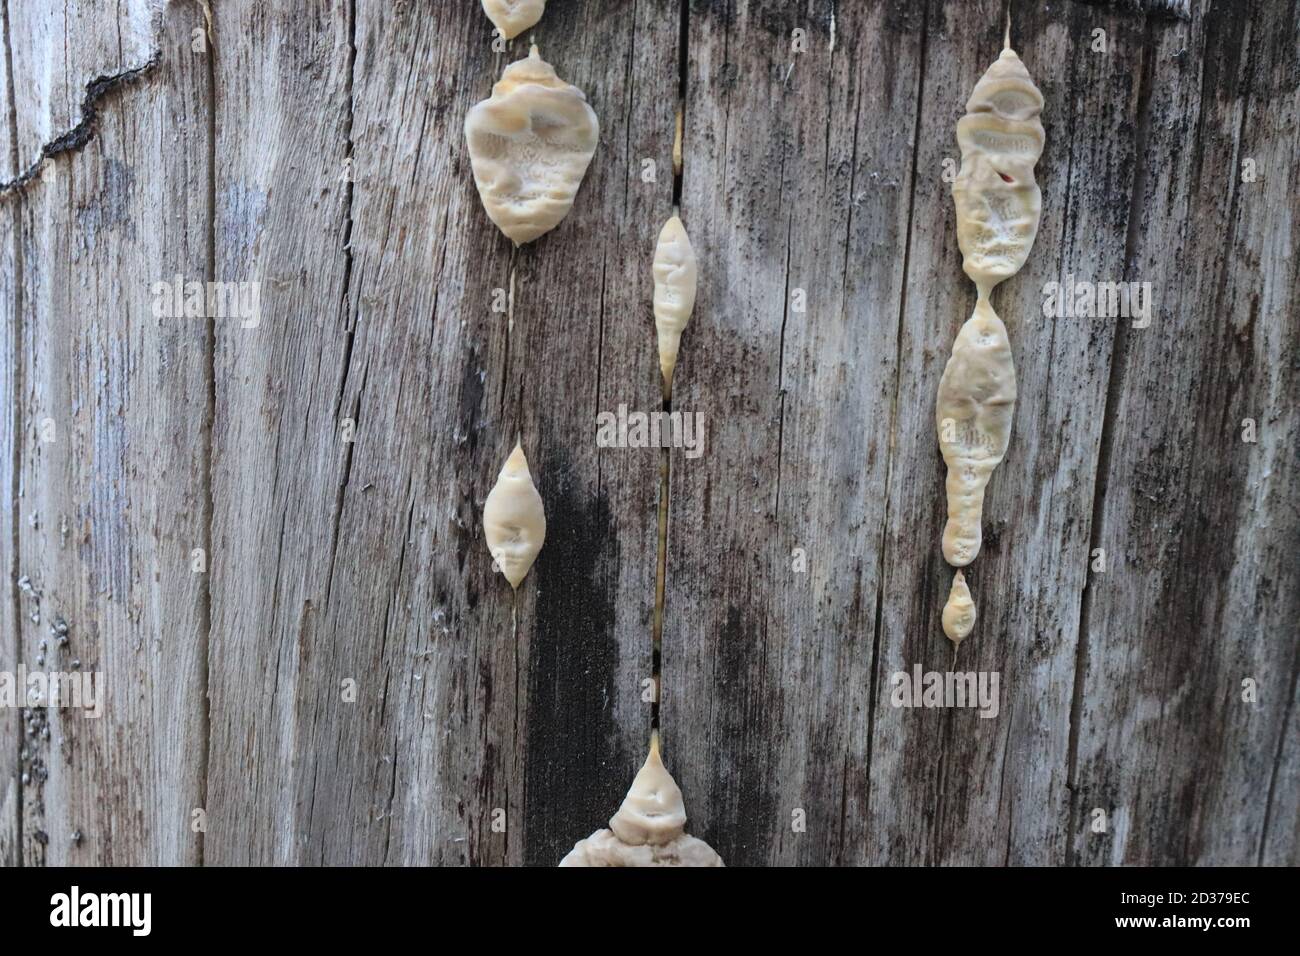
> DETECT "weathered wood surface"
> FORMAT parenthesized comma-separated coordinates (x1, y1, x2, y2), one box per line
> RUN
(202, 0, 671, 866)
(0, 0, 18, 866)
(2, 0, 1296, 867)
(4, 0, 209, 866)
(868, 0, 1142, 866)
(1068, 0, 1300, 866)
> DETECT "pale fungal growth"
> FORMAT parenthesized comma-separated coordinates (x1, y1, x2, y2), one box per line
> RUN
(936, 298, 1017, 567)
(464, 45, 599, 244)
(483, 441, 546, 588)
(942, 570, 977, 648)
(952, 32, 1045, 300)
(935, 25, 1042, 588)
(480, 0, 546, 40)
(559, 732, 723, 867)
(652, 215, 698, 398)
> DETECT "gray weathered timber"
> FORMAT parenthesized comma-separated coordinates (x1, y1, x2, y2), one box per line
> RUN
(0, 0, 18, 867)
(1068, 0, 1300, 866)
(868, 0, 1147, 866)
(202, 0, 671, 865)
(6, 0, 210, 865)
(202, 0, 361, 866)
(505, 0, 677, 865)
(662, 0, 923, 866)
(1, 0, 1297, 866)
(666, 0, 1297, 866)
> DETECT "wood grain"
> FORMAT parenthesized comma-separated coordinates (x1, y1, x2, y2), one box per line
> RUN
(867, 0, 1149, 866)
(2, 0, 1296, 866)
(5, 0, 211, 865)
(203, 0, 672, 865)
(507, 0, 677, 866)
(1068, 0, 1300, 866)
(0, 0, 19, 866)
(1, 0, 156, 185)
(202, 0, 359, 866)
(661, 0, 923, 865)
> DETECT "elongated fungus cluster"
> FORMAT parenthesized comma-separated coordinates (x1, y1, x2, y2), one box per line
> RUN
(937, 26, 1044, 655)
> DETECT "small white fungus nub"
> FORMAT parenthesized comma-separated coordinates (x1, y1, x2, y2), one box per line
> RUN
(652, 215, 697, 398)
(942, 569, 977, 646)
(480, 0, 547, 41)
(482, 441, 546, 588)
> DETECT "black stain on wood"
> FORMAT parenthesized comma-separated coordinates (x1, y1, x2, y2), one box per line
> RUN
(703, 603, 778, 863)
(888, 0, 931, 37)
(522, 458, 626, 865)
(8, 0, 1296, 868)
(457, 346, 486, 456)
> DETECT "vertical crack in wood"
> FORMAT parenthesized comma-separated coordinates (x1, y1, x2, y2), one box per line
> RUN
(594, 254, 607, 486)
(1, 0, 25, 868)
(323, 0, 361, 613)
(1179, 1, 1262, 863)
(1065, 11, 1157, 866)
(1190, 1, 1300, 867)
(773, 215, 792, 520)
(1260, 648, 1300, 863)
(650, 0, 691, 738)
(621, 0, 640, 217)
(498, 254, 517, 416)
(651, 0, 692, 739)
(196, 0, 219, 868)
(996, 700, 1017, 864)
(672, 0, 688, 208)
(862, 0, 928, 863)
(988, 0, 1086, 865)
(508, 590, 518, 864)
(832, 20, 864, 862)
(652, 444, 667, 730)
(820, 0, 837, 187)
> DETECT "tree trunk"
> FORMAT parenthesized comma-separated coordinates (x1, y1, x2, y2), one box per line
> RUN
(1, 0, 1296, 866)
